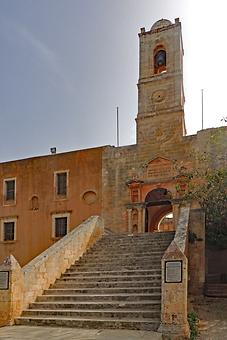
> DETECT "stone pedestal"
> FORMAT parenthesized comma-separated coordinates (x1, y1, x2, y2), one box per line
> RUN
(0, 255, 23, 326)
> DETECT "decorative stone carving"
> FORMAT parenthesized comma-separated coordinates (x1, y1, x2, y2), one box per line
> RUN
(146, 157, 174, 180)
(82, 190, 97, 205)
(30, 196, 39, 211)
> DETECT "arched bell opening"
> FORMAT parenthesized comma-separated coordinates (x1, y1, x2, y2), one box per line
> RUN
(145, 188, 173, 232)
(154, 45, 167, 74)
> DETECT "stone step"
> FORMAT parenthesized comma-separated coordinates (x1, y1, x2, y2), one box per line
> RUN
(98, 240, 172, 244)
(63, 269, 161, 276)
(83, 252, 164, 259)
(29, 300, 161, 311)
(22, 308, 160, 319)
(98, 234, 174, 241)
(96, 238, 172, 243)
(95, 242, 171, 248)
(78, 253, 163, 259)
(205, 292, 227, 297)
(59, 274, 161, 282)
(37, 293, 161, 302)
(17, 231, 173, 331)
(88, 248, 168, 254)
(85, 251, 164, 257)
(52, 280, 161, 289)
(45, 287, 161, 295)
(69, 265, 161, 271)
(75, 259, 162, 266)
(83, 249, 164, 255)
(99, 231, 174, 239)
(205, 283, 227, 288)
(96, 233, 174, 237)
(81, 255, 163, 260)
(85, 249, 166, 256)
(96, 237, 173, 242)
(75, 261, 162, 267)
(15, 315, 160, 331)
(205, 283, 227, 297)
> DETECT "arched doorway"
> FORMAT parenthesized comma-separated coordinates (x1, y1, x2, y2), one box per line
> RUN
(145, 188, 173, 232)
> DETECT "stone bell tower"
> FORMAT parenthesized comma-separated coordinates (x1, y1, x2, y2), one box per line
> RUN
(136, 18, 186, 145)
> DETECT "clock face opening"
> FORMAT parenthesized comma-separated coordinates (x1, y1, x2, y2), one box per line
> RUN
(152, 90, 166, 103)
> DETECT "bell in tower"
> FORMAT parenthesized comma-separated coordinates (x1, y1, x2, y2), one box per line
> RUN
(136, 18, 186, 145)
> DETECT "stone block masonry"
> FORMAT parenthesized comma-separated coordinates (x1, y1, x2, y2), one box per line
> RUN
(158, 204, 190, 339)
(0, 216, 104, 326)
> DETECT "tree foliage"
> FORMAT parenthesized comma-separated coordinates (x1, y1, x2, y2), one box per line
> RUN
(180, 167, 227, 249)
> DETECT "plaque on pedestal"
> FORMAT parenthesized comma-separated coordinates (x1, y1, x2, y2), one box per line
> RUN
(0, 271, 9, 290)
(165, 260, 182, 283)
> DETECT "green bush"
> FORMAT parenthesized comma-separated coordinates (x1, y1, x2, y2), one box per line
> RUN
(188, 311, 198, 340)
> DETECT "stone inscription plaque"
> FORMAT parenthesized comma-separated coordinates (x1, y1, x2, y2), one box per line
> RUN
(165, 261, 182, 283)
(147, 157, 173, 180)
(0, 271, 9, 290)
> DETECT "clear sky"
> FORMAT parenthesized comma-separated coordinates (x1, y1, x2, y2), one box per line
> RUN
(0, 0, 226, 162)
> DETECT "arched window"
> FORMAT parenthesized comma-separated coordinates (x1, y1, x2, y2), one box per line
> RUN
(30, 195, 39, 210)
(154, 47, 166, 74)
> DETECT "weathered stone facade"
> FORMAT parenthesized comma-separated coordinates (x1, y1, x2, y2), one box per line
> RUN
(102, 18, 226, 237)
(0, 18, 226, 297)
(0, 216, 104, 326)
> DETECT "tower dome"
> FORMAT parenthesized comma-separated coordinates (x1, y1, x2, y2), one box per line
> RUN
(151, 19, 172, 31)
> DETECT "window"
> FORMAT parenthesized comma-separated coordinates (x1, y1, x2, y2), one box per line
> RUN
(4, 222, 15, 241)
(1, 218, 17, 242)
(52, 212, 70, 238)
(4, 179, 16, 202)
(55, 217, 67, 237)
(131, 189, 139, 203)
(54, 171, 68, 198)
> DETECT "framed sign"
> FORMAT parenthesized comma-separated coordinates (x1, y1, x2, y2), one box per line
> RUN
(165, 260, 182, 283)
(0, 271, 9, 290)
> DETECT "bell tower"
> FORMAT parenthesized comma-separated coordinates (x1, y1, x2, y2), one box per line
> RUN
(136, 18, 186, 145)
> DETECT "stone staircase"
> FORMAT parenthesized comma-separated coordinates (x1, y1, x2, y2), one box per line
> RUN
(205, 283, 227, 297)
(16, 231, 174, 330)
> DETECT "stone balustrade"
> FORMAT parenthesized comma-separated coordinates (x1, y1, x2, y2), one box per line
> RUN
(158, 204, 190, 339)
(0, 216, 104, 326)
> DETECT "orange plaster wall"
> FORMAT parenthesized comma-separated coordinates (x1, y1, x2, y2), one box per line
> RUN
(0, 147, 103, 266)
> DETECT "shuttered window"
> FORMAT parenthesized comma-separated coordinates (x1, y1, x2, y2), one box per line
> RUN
(55, 217, 67, 237)
(5, 180, 15, 201)
(56, 173, 67, 196)
(4, 222, 15, 241)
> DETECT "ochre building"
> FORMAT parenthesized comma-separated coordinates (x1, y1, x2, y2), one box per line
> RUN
(0, 18, 226, 272)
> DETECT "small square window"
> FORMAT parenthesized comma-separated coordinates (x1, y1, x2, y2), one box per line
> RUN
(52, 212, 70, 239)
(5, 179, 15, 201)
(1, 218, 17, 242)
(55, 217, 67, 237)
(4, 222, 15, 241)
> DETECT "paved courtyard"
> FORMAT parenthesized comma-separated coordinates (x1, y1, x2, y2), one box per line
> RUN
(0, 326, 162, 340)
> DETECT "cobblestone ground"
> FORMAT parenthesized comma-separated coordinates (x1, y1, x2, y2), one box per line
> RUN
(0, 326, 162, 340)
(191, 296, 227, 340)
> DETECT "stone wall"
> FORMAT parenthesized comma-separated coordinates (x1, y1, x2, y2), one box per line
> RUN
(188, 204, 205, 295)
(0, 216, 104, 326)
(102, 136, 194, 233)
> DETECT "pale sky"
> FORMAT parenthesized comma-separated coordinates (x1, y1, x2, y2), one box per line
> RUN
(0, 0, 226, 162)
